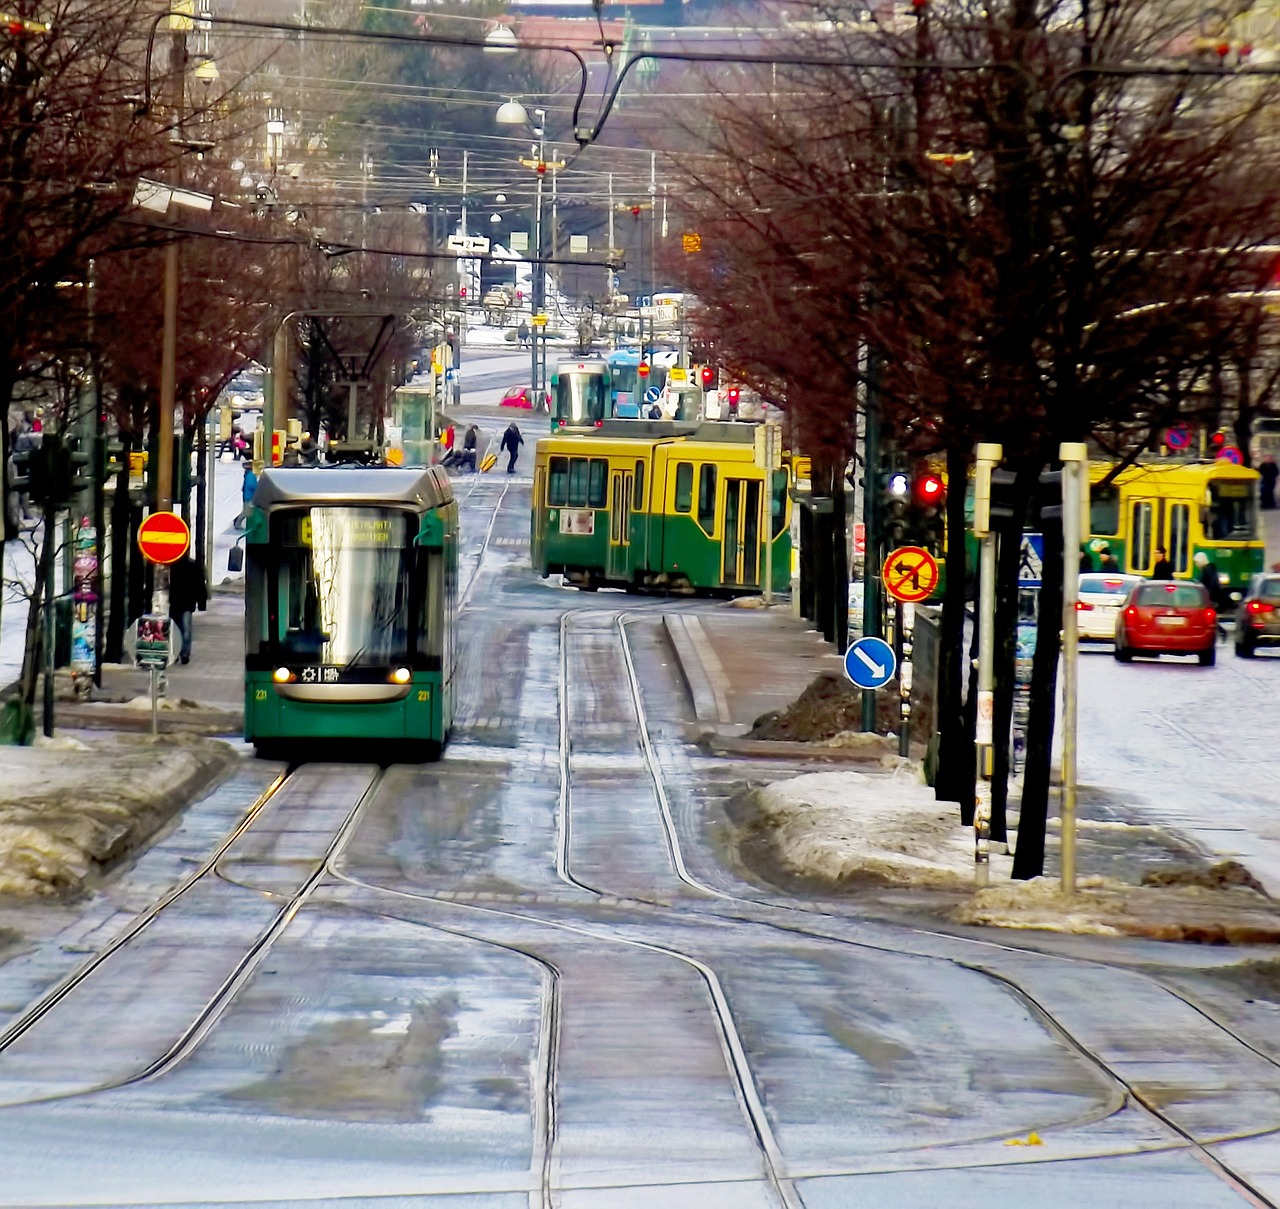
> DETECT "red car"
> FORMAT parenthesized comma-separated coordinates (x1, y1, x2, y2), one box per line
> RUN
(500, 385, 548, 411)
(1113, 580, 1217, 666)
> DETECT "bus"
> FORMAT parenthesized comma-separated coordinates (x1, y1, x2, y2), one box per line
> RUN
(606, 348, 669, 417)
(550, 358, 610, 432)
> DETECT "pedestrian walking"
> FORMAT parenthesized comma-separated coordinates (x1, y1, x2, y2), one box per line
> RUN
(1261, 455, 1278, 511)
(517, 319, 530, 348)
(168, 554, 207, 665)
(461, 424, 479, 473)
(500, 422, 524, 473)
(1151, 546, 1174, 580)
(234, 462, 258, 529)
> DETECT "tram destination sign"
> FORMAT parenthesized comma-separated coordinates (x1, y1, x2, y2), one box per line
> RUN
(137, 511, 191, 566)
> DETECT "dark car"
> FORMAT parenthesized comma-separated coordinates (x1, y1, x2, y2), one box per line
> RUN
(1234, 573, 1280, 657)
(1114, 580, 1217, 666)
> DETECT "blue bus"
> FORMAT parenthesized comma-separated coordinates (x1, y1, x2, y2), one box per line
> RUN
(606, 349, 669, 417)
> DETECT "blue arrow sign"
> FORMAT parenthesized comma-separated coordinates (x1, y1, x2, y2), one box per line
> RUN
(644, 385, 662, 404)
(844, 636, 896, 690)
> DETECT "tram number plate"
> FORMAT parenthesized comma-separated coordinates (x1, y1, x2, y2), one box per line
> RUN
(298, 666, 342, 683)
(559, 509, 595, 536)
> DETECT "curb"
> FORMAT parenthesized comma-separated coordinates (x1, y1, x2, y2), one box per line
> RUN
(702, 733, 904, 763)
(663, 614, 732, 725)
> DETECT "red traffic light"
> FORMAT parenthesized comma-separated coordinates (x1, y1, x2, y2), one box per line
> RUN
(459, 286, 467, 298)
(726, 387, 740, 410)
(699, 366, 714, 388)
(914, 472, 945, 504)
(1210, 429, 1227, 448)
(637, 362, 650, 379)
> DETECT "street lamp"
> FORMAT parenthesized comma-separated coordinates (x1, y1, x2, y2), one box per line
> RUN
(497, 102, 550, 399)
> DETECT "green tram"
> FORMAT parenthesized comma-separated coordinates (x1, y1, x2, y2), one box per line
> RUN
(550, 358, 610, 432)
(531, 421, 790, 594)
(243, 467, 459, 759)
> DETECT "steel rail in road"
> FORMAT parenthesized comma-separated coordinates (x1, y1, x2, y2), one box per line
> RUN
(458, 478, 512, 613)
(0, 769, 289, 1060)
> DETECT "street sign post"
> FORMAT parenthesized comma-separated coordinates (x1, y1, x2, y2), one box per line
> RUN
(843, 636, 897, 690)
(137, 511, 191, 566)
(882, 545, 940, 603)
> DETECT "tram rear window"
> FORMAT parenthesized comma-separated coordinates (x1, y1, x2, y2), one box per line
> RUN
(548, 456, 607, 508)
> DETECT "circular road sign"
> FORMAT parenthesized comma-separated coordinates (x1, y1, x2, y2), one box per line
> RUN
(137, 510, 191, 566)
(644, 385, 662, 404)
(882, 545, 940, 603)
(844, 636, 897, 690)
(1165, 424, 1191, 451)
(1217, 445, 1244, 465)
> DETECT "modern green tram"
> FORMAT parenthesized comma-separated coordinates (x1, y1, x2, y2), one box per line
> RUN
(242, 466, 459, 759)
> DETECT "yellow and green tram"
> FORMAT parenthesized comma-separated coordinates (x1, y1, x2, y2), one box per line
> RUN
(243, 466, 459, 759)
(532, 423, 790, 594)
(1088, 459, 1264, 592)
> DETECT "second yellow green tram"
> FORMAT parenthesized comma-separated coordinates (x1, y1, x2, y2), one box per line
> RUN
(532, 424, 790, 595)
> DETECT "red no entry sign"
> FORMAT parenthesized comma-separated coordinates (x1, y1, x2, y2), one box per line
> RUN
(137, 510, 191, 565)
(883, 545, 940, 603)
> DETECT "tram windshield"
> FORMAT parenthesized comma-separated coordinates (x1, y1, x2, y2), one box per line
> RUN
(1208, 481, 1256, 541)
(553, 369, 607, 427)
(270, 507, 412, 667)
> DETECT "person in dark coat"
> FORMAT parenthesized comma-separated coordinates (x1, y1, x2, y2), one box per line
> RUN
(460, 424, 478, 472)
(1261, 456, 1278, 511)
(1079, 547, 1094, 573)
(168, 555, 208, 665)
(1097, 544, 1119, 573)
(1151, 546, 1174, 580)
(499, 422, 524, 473)
(1194, 550, 1224, 607)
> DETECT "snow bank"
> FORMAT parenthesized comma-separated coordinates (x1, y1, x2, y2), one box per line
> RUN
(0, 735, 236, 896)
(744, 768, 978, 890)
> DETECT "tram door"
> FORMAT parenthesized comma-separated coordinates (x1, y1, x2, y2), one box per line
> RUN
(1126, 497, 1192, 576)
(722, 478, 762, 586)
(608, 468, 634, 579)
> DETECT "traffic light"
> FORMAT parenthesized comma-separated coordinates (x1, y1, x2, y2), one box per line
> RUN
(459, 286, 468, 300)
(882, 469, 909, 546)
(725, 386, 740, 414)
(699, 365, 715, 390)
(910, 470, 946, 552)
(1210, 429, 1227, 452)
(1034, 467, 1063, 527)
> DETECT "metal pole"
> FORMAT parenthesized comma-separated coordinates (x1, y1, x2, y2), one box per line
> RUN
(972, 441, 1003, 887)
(861, 348, 882, 732)
(898, 602, 913, 757)
(205, 407, 215, 574)
(157, 240, 179, 513)
(1059, 440, 1088, 893)
(607, 172, 615, 308)
(273, 320, 289, 440)
(532, 130, 545, 398)
(764, 424, 776, 606)
(150, 665, 159, 735)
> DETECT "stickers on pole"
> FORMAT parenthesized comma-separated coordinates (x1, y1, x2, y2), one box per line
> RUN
(882, 545, 939, 603)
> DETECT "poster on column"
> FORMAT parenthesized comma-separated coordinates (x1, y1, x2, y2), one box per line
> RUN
(71, 519, 98, 688)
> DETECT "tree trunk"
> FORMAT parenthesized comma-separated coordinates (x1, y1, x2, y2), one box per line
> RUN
(832, 474, 849, 653)
(989, 523, 1023, 845)
(1012, 516, 1065, 880)
(105, 432, 132, 664)
(799, 504, 815, 621)
(934, 443, 972, 806)
(960, 613, 979, 827)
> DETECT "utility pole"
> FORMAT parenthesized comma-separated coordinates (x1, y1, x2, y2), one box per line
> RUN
(860, 347, 883, 732)
(971, 441, 1003, 887)
(1058, 441, 1089, 893)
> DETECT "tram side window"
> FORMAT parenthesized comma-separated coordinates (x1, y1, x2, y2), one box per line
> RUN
(674, 462, 693, 512)
(549, 457, 569, 507)
(634, 460, 645, 510)
(1131, 501, 1153, 572)
(1091, 484, 1120, 536)
(1208, 481, 1256, 540)
(698, 465, 717, 533)
(564, 457, 608, 508)
(1169, 503, 1190, 573)
(771, 470, 788, 538)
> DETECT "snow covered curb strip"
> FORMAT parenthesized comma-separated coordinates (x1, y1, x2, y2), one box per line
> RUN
(0, 735, 238, 896)
(737, 769, 1280, 942)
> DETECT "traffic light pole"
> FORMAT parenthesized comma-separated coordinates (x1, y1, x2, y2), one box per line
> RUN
(1058, 441, 1088, 893)
(861, 350, 883, 733)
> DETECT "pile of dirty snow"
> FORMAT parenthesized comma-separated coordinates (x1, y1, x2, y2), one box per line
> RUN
(732, 768, 979, 890)
(0, 734, 236, 896)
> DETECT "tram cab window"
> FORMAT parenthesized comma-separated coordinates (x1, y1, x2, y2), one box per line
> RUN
(771, 471, 788, 538)
(674, 462, 693, 513)
(1207, 481, 1256, 540)
(634, 460, 645, 510)
(548, 457, 569, 506)
(697, 465, 717, 533)
(272, 508, 412, 667)
(1090, 484, 1120, 536)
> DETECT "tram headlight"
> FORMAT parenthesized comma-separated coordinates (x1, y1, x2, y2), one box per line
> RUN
(272, 667, 294, 684)
(390, 667, 412, 685)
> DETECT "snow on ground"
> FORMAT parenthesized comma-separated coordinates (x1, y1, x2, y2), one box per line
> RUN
(0, 735, 236, 896)
(754, 768, 1280, 941)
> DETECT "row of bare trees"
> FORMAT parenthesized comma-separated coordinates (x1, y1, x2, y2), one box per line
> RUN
(667, 0, 1280, 877)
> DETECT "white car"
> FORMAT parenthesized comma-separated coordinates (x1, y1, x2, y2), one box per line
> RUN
(1076, 572, 1144, 642)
